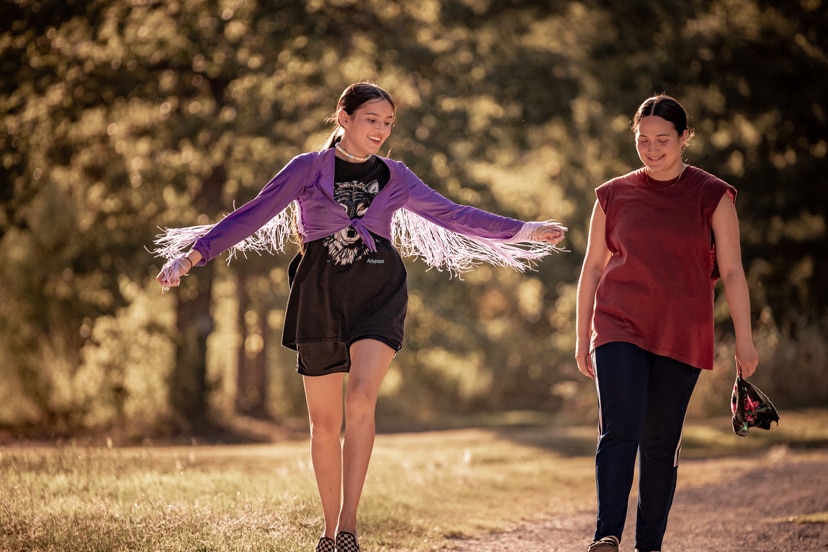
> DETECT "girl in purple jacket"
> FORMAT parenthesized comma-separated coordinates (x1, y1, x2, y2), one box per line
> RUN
(155, 82, 566, 552)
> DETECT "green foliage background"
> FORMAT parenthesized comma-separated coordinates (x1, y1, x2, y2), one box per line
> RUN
(1, 0, 825, 438)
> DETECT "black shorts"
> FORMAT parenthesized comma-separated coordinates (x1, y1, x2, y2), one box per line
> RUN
(295, 335, 402, 377)
(282, 237, 407, 376)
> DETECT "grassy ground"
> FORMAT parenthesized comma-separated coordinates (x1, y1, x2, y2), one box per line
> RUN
(1, 410, 826, 552)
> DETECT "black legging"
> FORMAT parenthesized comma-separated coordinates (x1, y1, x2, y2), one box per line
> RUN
(592, 342, 701, 551)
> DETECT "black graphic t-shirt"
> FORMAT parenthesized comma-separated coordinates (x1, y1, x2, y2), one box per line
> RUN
(323, 156, 391, 265)
(282, 153, 407, 377)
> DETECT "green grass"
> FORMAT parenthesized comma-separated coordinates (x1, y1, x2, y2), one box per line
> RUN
(2, 410, 827, 551)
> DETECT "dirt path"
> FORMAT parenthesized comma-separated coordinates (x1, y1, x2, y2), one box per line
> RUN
(443, 447, 828, 552)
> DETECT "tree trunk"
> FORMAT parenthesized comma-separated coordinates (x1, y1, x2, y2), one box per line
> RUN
(235, 268, 270, 418)
(170, 268, 214, 432)
(168, 161, 226, 433)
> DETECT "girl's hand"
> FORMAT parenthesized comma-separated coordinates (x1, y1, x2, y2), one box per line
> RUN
(156, 257, 193, 292)
(735, 337, 759, 378)
(533, 222, 568, 246)
(575, 343, 594, 379)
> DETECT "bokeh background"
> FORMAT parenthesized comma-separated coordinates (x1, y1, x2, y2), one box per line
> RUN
(1, 0, 825, 441)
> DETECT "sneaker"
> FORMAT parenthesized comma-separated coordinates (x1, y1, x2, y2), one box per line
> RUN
(335, 531, 360, 552)
(588, 535, 620, 551)
(315, 536, 335, 552)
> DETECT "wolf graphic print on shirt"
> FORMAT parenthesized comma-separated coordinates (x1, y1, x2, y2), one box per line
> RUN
(324, 178, 381, 265)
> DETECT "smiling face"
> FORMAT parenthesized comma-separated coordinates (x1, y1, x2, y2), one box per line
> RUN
(635, 115, 688, 180)
(337, 98, 395, 159)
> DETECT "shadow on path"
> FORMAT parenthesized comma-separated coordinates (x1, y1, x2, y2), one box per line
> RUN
(445, 447, 828, 552)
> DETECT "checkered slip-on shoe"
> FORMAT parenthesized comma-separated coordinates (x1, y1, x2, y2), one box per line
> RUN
(335, 531, 360, 552)
(315, 536, 335, 552)
(587, 535, 620, 551)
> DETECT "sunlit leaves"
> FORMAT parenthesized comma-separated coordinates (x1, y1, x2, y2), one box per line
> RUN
(1, 0, 827, 432)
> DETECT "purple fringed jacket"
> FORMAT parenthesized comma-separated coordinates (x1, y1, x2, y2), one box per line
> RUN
(153, 148, 558, 279)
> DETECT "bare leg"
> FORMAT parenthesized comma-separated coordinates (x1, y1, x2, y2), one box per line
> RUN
(337, 339, 395, 535)
(303, 372, 346, 539)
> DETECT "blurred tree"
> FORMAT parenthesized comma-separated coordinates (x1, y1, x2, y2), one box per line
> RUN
(0, 0, 825, 437)
(0, 0, 172, 432)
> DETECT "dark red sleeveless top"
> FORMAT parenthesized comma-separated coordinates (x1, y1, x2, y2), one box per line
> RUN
(592, 166, 736, 370)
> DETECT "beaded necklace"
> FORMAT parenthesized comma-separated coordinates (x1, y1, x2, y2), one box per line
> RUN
(335, 142, 372, 163)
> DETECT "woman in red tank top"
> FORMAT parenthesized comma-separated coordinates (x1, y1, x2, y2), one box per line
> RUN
(574, 95, 758, 552)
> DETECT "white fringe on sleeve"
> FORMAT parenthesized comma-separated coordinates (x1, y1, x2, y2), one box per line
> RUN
(151, 204, 297, 263)
(391, 209, 562, 277)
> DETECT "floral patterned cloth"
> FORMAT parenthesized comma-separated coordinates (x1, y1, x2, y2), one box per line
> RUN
(731, 375, 780, 436)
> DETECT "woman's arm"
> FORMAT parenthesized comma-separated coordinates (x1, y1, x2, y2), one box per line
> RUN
(402, 171, 528, 239)
(189, 154, 313, 265)
(711, 193, 759, 377)
(575, 200, 611, 379)
(155, 153, 315, 290)
(401, 169, 566, 243)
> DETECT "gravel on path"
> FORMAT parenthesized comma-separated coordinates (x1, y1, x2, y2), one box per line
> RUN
(441, 447, 828, 552)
